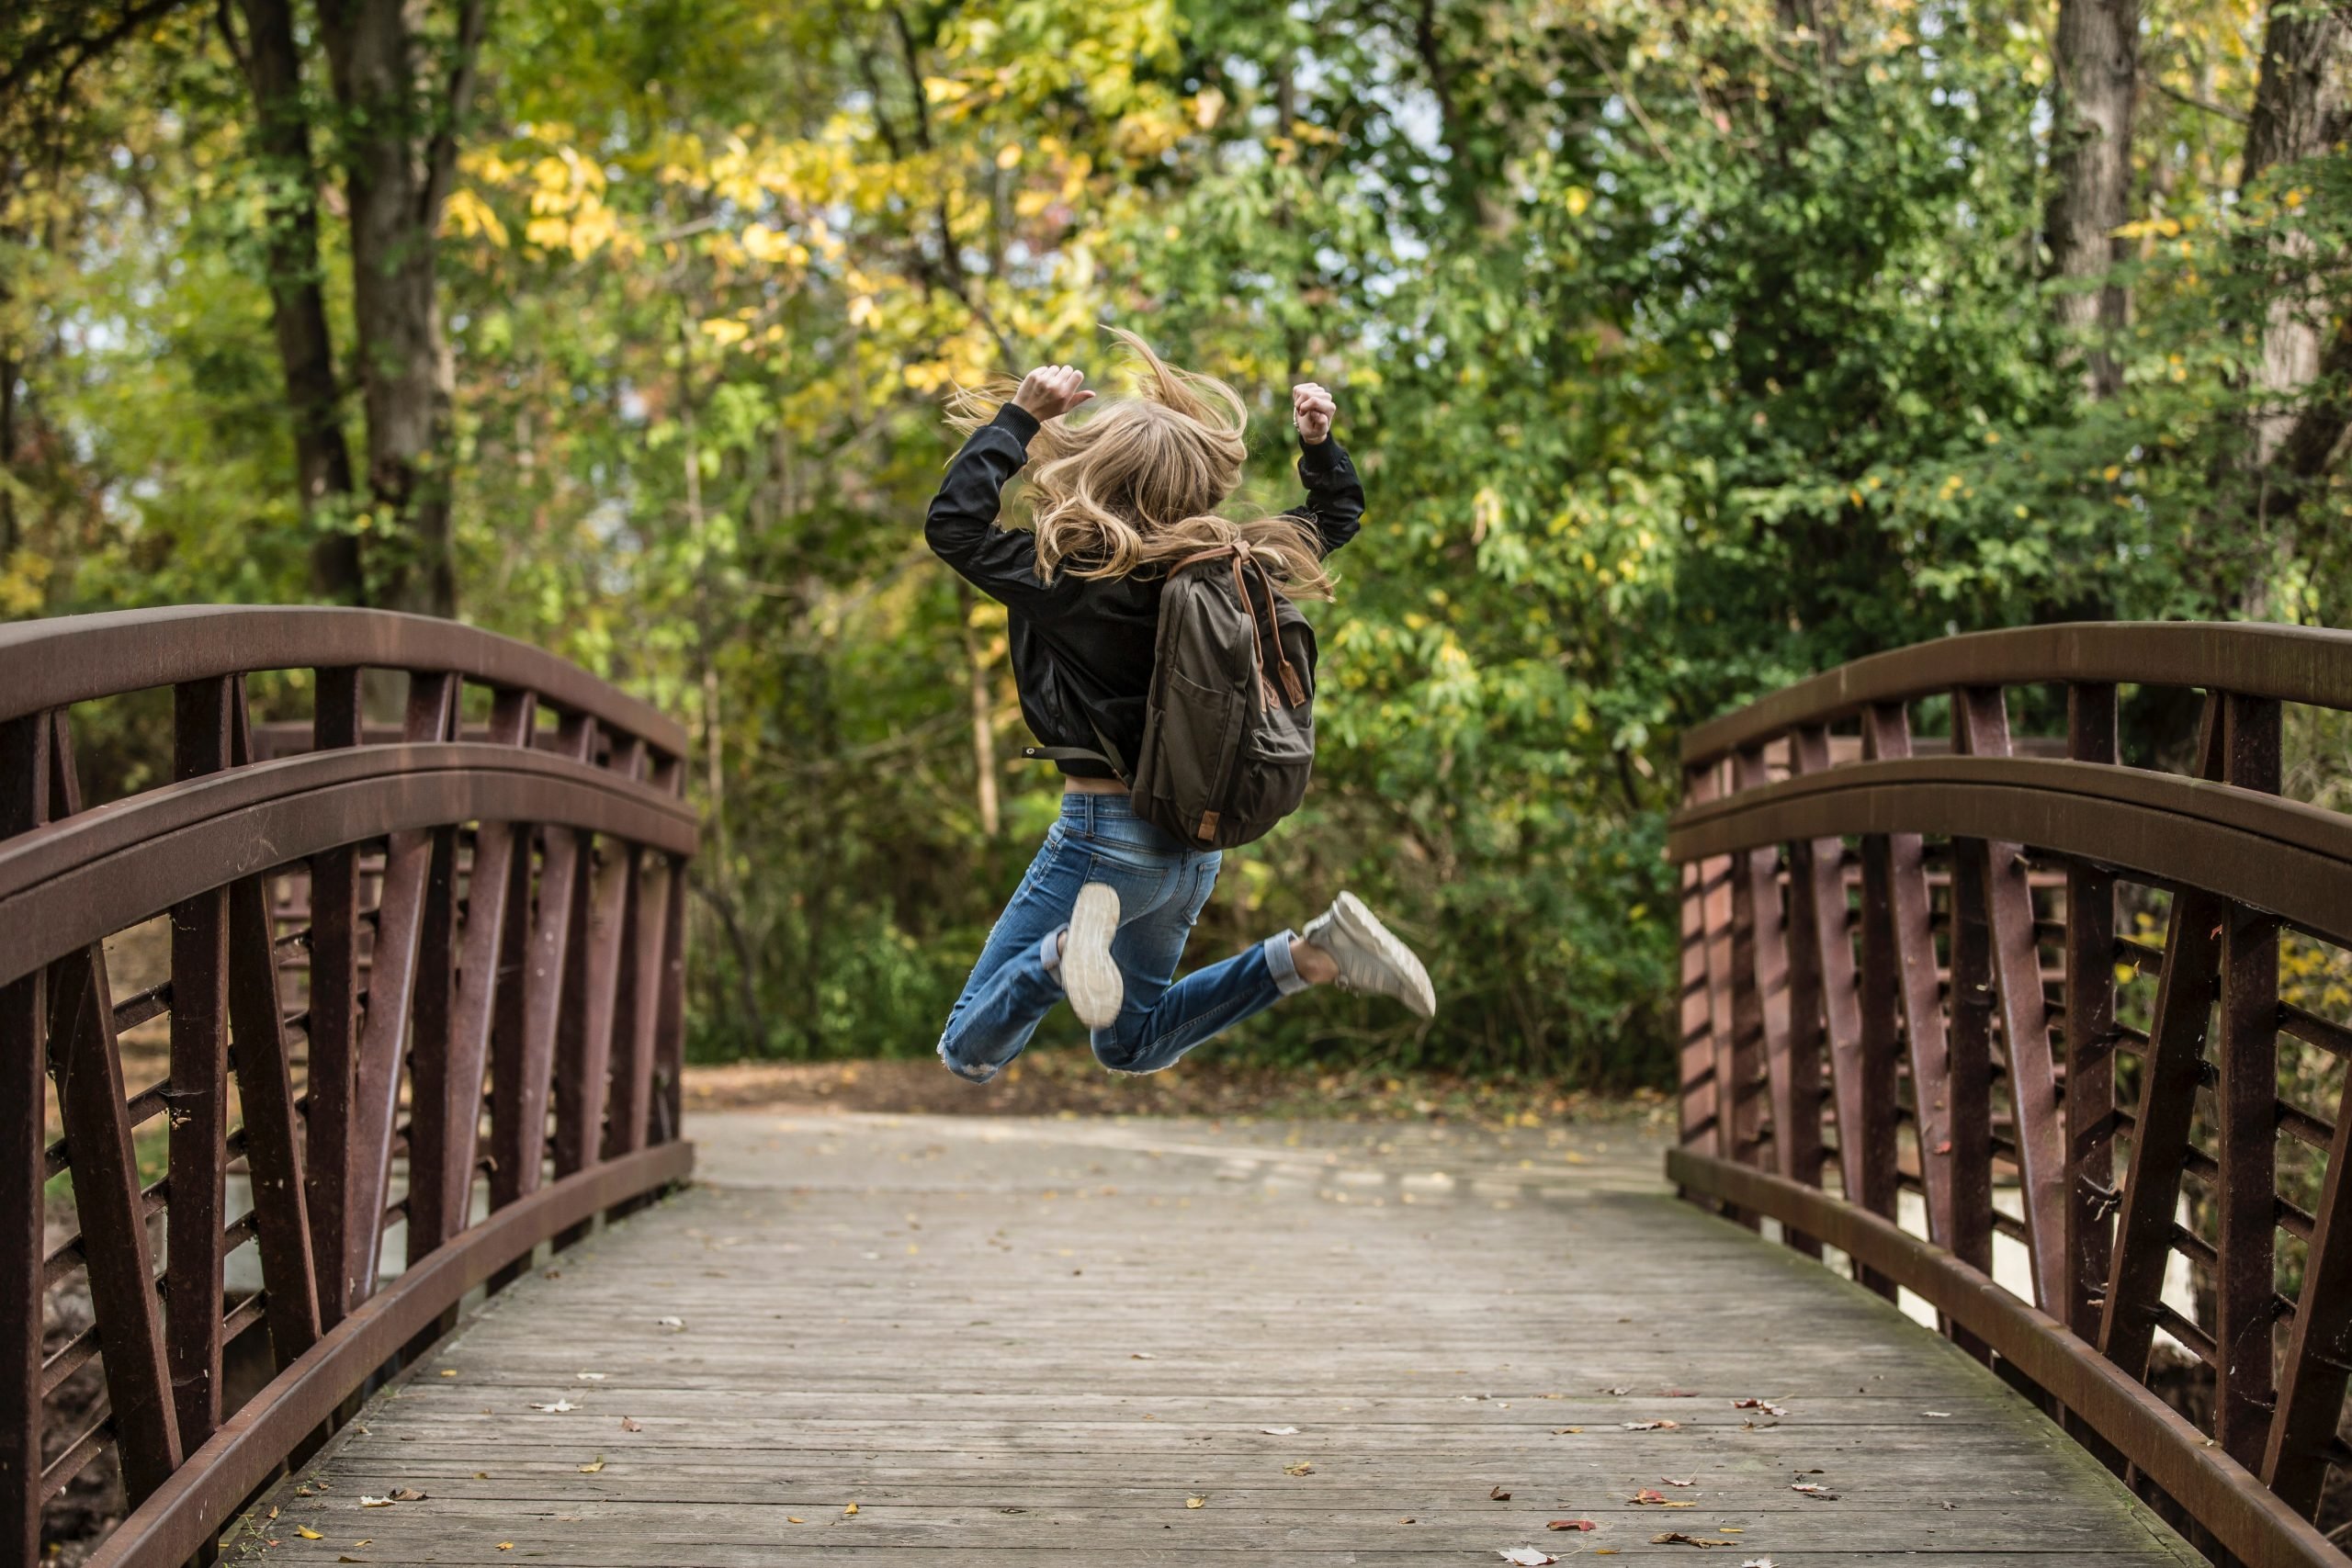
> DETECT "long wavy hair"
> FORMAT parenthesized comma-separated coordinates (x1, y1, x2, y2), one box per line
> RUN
(944, 328, 1335, 599)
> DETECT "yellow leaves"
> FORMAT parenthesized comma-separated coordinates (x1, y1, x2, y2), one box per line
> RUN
(441, 187, 509, 249)
(698, 318, 751, 348)
(1564, 186, 1593, 219)
(844, 1502, 860, 1516)
(1185, 1495, 1206, 1508)
(741, 223, 809, 268)
(578, 1457, 606, 1474)
(297, 1528, 324, 1540)
(995, 142, 1024, 170)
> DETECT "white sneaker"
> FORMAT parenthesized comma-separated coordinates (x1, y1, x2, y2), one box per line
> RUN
(1300, 892, 1435, 1019)
(1060, 882, 1124, 1031)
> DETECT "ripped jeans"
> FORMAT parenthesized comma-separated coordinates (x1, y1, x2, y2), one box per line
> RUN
(936, 791, 1308, 1083)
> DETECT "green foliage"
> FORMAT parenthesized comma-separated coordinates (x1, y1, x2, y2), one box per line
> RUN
(7, 0, 2347, 1089)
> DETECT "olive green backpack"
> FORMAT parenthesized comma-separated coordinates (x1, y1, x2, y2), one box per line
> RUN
(1027, 541, 1317, 849)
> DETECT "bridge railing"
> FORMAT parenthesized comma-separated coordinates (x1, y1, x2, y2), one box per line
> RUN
(1671, 621, 2352, 1567)
(1, 607, 698, 1568)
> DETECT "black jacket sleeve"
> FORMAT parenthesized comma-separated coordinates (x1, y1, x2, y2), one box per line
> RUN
(924, 403, 1055, 610)
(1292, 436, 1364, 557)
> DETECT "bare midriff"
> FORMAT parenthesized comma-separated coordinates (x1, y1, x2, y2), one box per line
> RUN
(1063, 775, 1128, 795)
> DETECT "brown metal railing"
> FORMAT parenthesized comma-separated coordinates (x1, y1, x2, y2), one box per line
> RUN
(1, 607, 698, 1567)
(1671, 621, 2352, 1567)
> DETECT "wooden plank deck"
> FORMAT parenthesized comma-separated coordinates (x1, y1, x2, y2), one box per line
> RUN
(227, 1108, 2200, 1565)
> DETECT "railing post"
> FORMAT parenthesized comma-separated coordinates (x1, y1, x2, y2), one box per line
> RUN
(2063, 682, 2119, 1345)
(0, 713, 50, 1566)
(165, 676, 237, 1456)
(1945, 694, 1998, 1285)
(305, 666, 364, 1327)
(1678, 763, 1724, 1156)
(2212, 693, 2281, 1471)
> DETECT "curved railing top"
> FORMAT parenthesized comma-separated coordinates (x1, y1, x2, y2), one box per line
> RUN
(0, 604, 687, 758)
(1669, 616, 2352, 1567)
(5, 606, 697, 1568)
(1681, 620, 2352, 766)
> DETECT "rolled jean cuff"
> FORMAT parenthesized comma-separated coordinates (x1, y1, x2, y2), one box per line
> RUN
(1038, 926, 1066, 978)
(1262, 930, 1310, 997)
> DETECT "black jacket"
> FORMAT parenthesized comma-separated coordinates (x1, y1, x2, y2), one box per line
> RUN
(925, 403, 1365, 780)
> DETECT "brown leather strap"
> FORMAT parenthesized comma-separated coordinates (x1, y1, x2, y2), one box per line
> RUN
(1167, 541, 1306, 711)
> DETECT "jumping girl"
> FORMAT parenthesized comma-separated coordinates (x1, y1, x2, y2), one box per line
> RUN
(925, 331, 1435, 1084)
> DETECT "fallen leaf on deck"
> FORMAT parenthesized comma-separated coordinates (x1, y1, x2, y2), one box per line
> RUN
(1732, 1398, 1785, 1416)
(1741, 1559, 1779, 1566)
(390, 1490, 424, 1503)
(654, 1316, 684, 1330)
(358, 1497, 394, 1508)
(844, 1502, 859, 1515)
(297, 1528, 322, 1540)
(576, 1372, 605, 1381)
(1599, 1385, 1630, 1395)
(495, 1543, 514, 1551)
(1661, 1476, 1696, 1486)
(786, 1516, 805, 1524)
(1546, 1518, 1597, 1531)
(1497, 1550, 1557, 1566)
(1130, 1352, 1157, 1359)
(1260, 1426, 1300, 1435)
(1791, 1482, 1838, 1499)
(1551, 1427, 1583, 1435)
(1283, 1461, 1314, 1476)
(353, 1542, 369, 1549)
(437, 1370, 457, 1378)
(1652, 1532, 1737, 1547)
(1489, 1484, 1512, 1500)
(619, 1416, 642, 1432)
(579, 1458, 605, 1474)
(1922, 1410, 1951, 1418)
(1185, 1496, 1205, 1509)
(1622, 1419, 1680, 1430)
(338, 1556, 367, 1562)
(531, 1399, 578, 1414)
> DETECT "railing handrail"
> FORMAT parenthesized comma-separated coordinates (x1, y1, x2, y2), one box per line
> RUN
(1681, 619, 2352, 766)
(1670, 622, 2352, 1568)
(0, 604, 687, 757)
(4, 608, 697, 1568)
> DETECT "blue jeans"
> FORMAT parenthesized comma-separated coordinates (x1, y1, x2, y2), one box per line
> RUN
(937, 792, 1309, 1082)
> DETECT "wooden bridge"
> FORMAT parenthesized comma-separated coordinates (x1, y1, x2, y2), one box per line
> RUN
(6, 608, 2351, 1566)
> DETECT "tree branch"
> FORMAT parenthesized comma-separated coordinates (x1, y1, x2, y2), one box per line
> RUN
(2151, 77, 2248, 124)
(418, 0, 492, 231)
(1, 0, 198, 105)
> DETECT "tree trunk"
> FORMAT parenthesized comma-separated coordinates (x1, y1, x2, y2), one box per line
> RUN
(2233, 0, 2349, 615)
(230, 0, 363, 602)
(2044, 0, 2138, 400)
(2243, 0, 2348, 466)
(314, 0, 485, 620)
(956, 581, 1001, 837)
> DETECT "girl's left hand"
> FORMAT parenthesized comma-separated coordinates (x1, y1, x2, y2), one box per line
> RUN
(1292, 382, 1336, 445)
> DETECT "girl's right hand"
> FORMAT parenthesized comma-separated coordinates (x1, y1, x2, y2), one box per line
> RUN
(1012, 365, 1097, 421)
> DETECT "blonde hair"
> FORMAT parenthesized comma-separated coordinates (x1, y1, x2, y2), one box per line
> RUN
(944, 328, 1335, 599)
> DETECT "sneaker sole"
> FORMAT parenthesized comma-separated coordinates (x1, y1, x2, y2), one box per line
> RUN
(1329, 892, 1437, 1020)
(1063, 883, 1124, 1031)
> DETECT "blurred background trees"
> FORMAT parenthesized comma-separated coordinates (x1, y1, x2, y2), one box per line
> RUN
(5, 0, 2349, 1082)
